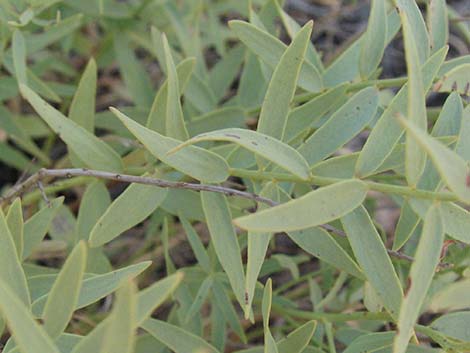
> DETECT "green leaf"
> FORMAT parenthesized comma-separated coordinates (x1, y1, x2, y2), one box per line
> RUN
(170, 128, 310, 180)
(43, 241, 87, 339)
(277, 320, 316, 353)
(434, 63, 470, 96)
(111, 108, 230, 183)
(262, 279, 278, 353)
(89, 180, 168, 247)
(355, 46, 448, 177)
(287, 227, 364, 279)
(142, 318, 220, 353)
(12, 29, 27, 85)
(393, 205, 444, 353)
(429, 279, 470, 312)
(427, 0, 448, 54)
(284, 84, 347, 143)
(401, 10, 427, 187)
(6, 198, 24, 259)
(137, 271, 184, 325)
(101, 280, 137, 353)
(359, 0, 387, 79)
(114, 32, 154, 107)
(162, 34, 189, 141)
(431, 312, 470, 342)
(394, 0, 430, 64)
(180, 217, 211, 273)
(32, 261, 151, 316)
(344, 332, 395, 353)
(341, 206, 403, 319)
(20, 85, 123, 173)
(0, 210, 30, 307)
(146, 58, 196, 134)
(0, 280, 60, 353)
(229, 20, 322, 92)
(298, 87, 378, 166)
(398, 115, 470, 203)
(234, 180, 368, 232)
(257, 21, 312, 140)
(23, 197, 64, 259)
(187, 107, 246, 137)
(69, 58, 96, 133)
(201, 191, 245, 308)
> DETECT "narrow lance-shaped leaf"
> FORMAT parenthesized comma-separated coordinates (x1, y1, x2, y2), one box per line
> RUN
(68, 58, 97, 167)
(146, 57, 196, 134)
(6, 198, 23, 259)
(277, 320, 316, 353)
(169, 128, 310, 180)
(12, 29, 27, 85)
(393, 205, 444, 353)
(256, 21, 312, 140)
(427, 0, 448, 54)
(355, 45, 448, 177)
(359, 0, 387, 79)
(298, 87, 378, 166)
(162, 34, 189, 141)
(0, 210, 30, 307)
(184, 276, 213, 323)
(142, 318, 220, 353)
(0, 280, 60, 353)
(434, 63, 470, 96)
(431, 312, 470, 342)
(262, 279, 278, 353)
(20, 85, 123, 173)
(180, 217, 211, 273)
(398, 116, 470, 204)
(137, 271, 184, 325)
(111, 108, 229, 183)
(394, 0, 430, 64)
(89, 179, 168, 247)
(201, 191, 245, 308)
(245, 183, 279, 319)
(234, 180, 368, 233)
(341, 206, 403, 319)
(401, 10, 428, 187)
(229, 20, 322, 92)
(43, 241, 87, 339)
(101, 280, 137, 353)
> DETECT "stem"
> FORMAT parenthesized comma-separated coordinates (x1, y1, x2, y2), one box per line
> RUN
(275, 306, 392, 323)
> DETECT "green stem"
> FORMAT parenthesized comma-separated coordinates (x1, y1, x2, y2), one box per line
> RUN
(229, 168, 460, 203)
(275, 306, 392, 323)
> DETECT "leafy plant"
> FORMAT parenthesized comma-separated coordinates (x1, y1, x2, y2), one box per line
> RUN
(0, 0, 469, 352)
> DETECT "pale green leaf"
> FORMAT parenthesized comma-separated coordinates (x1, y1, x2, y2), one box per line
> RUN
(111, 107, 230, 183)
(187, 107, 246, 137)
(429, 279, 470, 312)
(427, 0, 448, 54)
(393, 205, 444, 353)
(162, 34, 189, 141)
(101, 280, 137, 353)
(401, 10, 427, 186)
(229, 20, 322, 92)
(146, 58, 196, 134)
(341, 206, 403, 319)
(0, 281, 60, 353)
(43, 241, 87, 339)
(89, 180, 168, 247)
(431, 312, 470, 342)
(20, 85, 123, 173)
(180, 217, 211, 273)
(355, 46, 448, 177)
(142, 318, 220, 353)
(6, 198, 23, 259)
(201, 191, 245, 308)
(234, 180, 368, 232)
(398, 116, 470, 203)
(277, 320, 316, 353)
(288, 227, 364, 279)
(12, 29, 27, 85)
(0, 210, 30, 307)
(359, 0, 387, 79)
(69, 58, 96, 133)
(137, 272, 184, 325)
(170, 128, 310, 180)
(298, 87, 378, 166)
(434, 63, 470, 96)
(257, 21, 312, 140)
(23, 197, 64, 259)
(262, 279, 278, 353)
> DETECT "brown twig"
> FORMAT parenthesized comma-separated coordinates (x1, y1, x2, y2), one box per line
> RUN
(0, 168, 452, 269)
